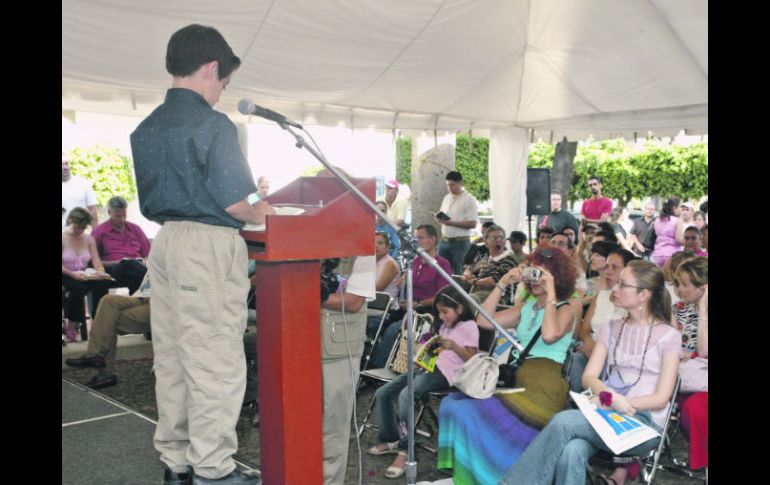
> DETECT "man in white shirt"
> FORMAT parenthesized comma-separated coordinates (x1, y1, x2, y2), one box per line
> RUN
(62, 154, 99, 229)
(380, 179, 409, 228)
(435, 171, 479, 274)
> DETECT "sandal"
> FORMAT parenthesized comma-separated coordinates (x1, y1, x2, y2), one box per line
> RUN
(384, 452, 407, 479)
(366, 441, 399, 456)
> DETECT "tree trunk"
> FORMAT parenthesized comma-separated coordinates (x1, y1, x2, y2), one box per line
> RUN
(410, 142, 456, 232)
(552, 137, 578, 210)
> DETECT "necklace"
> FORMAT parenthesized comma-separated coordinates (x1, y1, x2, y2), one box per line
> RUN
(611, 317, 653, 388)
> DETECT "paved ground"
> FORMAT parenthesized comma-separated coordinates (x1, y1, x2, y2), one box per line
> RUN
(61, 351, 705, 484)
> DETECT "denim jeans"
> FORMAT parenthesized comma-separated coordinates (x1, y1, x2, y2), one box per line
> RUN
(369, 320, 400, 369)
(374, 369, 449, 450)
(567, 351, 588, 393)
(498, 409, 660, 485)
(439, 239, 472, 275)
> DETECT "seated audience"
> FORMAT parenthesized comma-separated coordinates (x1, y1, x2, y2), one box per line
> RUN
(569, 248, 636, 392)
(701, 224, 708, 254)
(462, 224, 517, 302)
(368, 286, 479, 478)
(368, 225, 452, 369)
(662, 250, 696, 306)
(508, 230, 527, 264)
(65, 273, 151, 388)
(375, 200, 401, 259)
(92, 196, 151, 294)
(498, 261, 681, 485)
(683, 226, 707, 257)
(536, 225, 556, 248)
(436, 248, 578, 484)
(692, 211, 706, 229)
(672, 257, 708, 472)
(584, 241, 620, 303)
(365, 232, 401, 340)
(62, 208, 112, 342)
(463, 220, 496, 267)
(576, 223, 599, 274)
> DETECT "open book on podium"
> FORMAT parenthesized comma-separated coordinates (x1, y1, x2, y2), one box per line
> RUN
(569, 391, 660, 455)
(240, 176, 375, 261)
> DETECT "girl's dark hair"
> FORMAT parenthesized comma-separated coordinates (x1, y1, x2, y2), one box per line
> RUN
(166, 24, 241, 80)
(626, 260, 671, 324)
(432, 285, 476, 332)
(660, 196, 681, 220)
(607, 248, 637, 266)
(590, 241, 620, 258)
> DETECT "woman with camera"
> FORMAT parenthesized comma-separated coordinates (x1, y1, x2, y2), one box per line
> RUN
(498, 260, 681, 485)
(436, 247, 578, 485)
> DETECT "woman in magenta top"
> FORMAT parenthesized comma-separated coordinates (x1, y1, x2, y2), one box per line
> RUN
(62, 207, 113, 341)
(650, 196, 686, 268)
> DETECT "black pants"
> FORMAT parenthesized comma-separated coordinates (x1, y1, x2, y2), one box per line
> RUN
(106, 259, 148, 294)
(61, 275, 111, 323)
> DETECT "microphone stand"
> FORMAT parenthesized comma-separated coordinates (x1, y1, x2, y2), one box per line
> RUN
(276, 121, 524, 485)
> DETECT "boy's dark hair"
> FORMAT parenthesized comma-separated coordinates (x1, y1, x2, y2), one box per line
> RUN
(416, 224, 438, 239)
(508, 231, 527, 245)
(445, 171, 463, 182)
(166, 24, 241, 80)
(608, 248, 637, 266)
(537, 226, 556, 238)
(588, 175, 602, 183)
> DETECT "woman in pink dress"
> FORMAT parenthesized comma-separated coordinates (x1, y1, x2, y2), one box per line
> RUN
(650, 197, 686, 268)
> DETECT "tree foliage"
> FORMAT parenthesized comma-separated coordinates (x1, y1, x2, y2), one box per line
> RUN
(455, 134, 490, 201)
(68, 145, 137, 206)
(395, 136, 707, 206)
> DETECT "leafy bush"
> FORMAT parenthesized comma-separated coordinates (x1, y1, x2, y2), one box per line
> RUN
(67, 145, 136, 206)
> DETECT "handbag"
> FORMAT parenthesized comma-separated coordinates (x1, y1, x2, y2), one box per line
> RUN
(679, 356, 708, 393)
(453, 353, 500, 399)
(390, 313, 433, 374)
(497, 326, 542, 387)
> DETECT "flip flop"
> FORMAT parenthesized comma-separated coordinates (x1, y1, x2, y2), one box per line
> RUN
(366, 441, 399, 456)
(384, 452, 407, 479)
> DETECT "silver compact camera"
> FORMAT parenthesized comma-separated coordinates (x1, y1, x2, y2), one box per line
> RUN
(521, 267, 542, 282)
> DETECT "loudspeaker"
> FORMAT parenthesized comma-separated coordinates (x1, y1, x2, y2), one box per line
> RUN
(526, 168, 551, 215)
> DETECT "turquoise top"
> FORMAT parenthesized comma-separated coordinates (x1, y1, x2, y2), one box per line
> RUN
(516, 297, 573, 364)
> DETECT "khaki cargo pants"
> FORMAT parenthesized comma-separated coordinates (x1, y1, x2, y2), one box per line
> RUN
(148, 221, 250, 479)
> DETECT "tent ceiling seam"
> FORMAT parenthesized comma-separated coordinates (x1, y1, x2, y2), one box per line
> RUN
(437, 46, 526, 119)
(241, 0, 277, 61)
(334, 0, 449, 105)
(522, 103, 707, 128)
(645, 0, 708, 80)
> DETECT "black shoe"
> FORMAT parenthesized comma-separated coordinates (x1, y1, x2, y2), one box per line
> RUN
(66, 354, 106, 368)
(164, 466, 193, 485)
(86, 373, 117, 389)
(193, 469, 261, 484)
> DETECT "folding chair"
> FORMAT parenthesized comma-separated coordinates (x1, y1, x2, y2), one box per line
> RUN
(356, 313, 433, 438)
(360, 292, 395, 375)
(590, 376, 683, 485)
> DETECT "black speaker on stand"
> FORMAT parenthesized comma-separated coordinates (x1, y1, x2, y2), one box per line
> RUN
(526, 168, 551, 252)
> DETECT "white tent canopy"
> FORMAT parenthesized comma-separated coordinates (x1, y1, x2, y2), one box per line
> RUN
(62, 0, 707, 232)
(63, 0, 707, 139)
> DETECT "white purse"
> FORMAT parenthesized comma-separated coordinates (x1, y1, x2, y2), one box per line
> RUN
(453, 353, 500, 399)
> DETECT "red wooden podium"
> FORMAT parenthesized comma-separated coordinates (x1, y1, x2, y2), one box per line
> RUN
(240, 176, 375, 484)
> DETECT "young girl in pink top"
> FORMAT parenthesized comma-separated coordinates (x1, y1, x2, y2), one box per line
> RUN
(368, 285, 479, 478)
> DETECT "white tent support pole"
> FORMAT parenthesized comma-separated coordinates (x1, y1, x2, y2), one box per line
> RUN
(489, 127, 529, 234)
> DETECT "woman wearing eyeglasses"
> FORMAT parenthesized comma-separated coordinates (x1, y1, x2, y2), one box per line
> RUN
(436, 247, 579, 484)
(498, 260, 681, 485)
(461, 224, 517, 302)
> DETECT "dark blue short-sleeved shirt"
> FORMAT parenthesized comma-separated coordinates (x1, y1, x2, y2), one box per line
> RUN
(130, 88, 257, 228)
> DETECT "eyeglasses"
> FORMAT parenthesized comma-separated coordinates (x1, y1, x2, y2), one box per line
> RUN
(617, 281, 643, 290)
(487, 236, 506, 241)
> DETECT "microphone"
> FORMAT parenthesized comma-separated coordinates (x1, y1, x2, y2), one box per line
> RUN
(238, 99, 303, 129)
